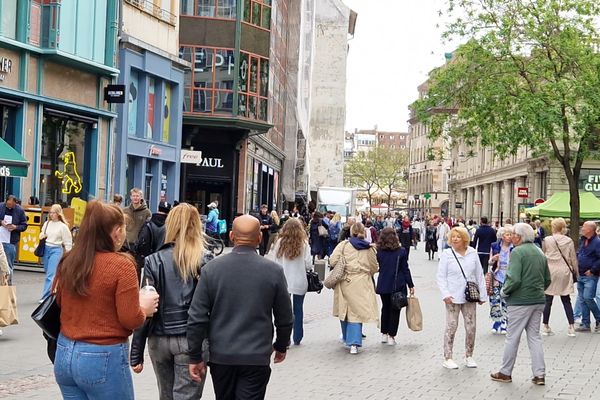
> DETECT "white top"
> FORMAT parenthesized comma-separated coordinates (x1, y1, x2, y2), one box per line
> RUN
(436, 247, 488, 304)
(41, 220, 73, 251)
(273, 240, 312, 295)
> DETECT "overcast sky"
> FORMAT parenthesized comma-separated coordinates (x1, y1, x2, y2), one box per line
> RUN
(343, 0, 450, 133)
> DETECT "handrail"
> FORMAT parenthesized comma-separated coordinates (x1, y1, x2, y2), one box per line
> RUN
(124, 0, 177, 26)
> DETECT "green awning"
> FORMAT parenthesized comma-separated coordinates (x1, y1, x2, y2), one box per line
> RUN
(0, 137, 29, 178)
(526, 191, 600, 219)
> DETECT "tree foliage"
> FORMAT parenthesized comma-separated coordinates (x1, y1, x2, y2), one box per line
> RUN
(415, 0, 600, 240)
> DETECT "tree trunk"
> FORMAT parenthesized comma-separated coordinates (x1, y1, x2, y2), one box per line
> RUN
(566, 173, 581, 243)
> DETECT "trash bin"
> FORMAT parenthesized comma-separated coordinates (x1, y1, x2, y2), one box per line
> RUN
(314, 259, 327, 281)
(18, 207, 43, 264)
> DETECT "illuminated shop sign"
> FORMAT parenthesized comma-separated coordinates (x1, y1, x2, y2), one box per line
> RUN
(55, 152, 82, 194)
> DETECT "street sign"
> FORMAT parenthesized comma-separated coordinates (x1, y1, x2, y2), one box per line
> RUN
(455, 202, 463, 209)
(414, 194, 420, 200)
(424, 192, 431, 200)
(534, 198, 545, 206)
(517, 187, 529, 198)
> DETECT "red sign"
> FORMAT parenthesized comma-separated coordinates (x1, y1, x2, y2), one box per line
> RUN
(517, 187, 529, 198)
(474, 200, 482, 206)
(534, 198, 545, 206)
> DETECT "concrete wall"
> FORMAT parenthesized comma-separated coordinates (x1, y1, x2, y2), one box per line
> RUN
(122, 1, 180, 56)
(307, 0, 349, 191)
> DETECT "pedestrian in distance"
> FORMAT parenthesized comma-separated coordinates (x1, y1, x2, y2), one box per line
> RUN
(376, 227, 415, 346)
(436, 227, 488, 370)
(257, 204, 273, 256)
(488, 225, 513, 334)
(273, 218, 313, 345)
(113, 194, 123, 207)
(0, 194, 28, 284)
(327, 213, 342, 256)
(266, 210, 281, 255)
(53, 200, 159, 399)
(395, 215, 413, 256)
(541, 218, 578, 337)
(205, 202, 220, 237)
(123, 188, 151, 251)
(329, 222, 379, 355)
(134, 202, 172, 275)
(436, 218, 450, 256)
(574, 221, 600, 333)
(491, 223, 551, 385)
(338, 216, 356, 243)
(39, 204, 73, 302)
(187, 215, 293, 400)
(130, 203, 213, 399)
(425, 222, 438, 260)
(309, 211, 328, 262)
(472, 216, 498, 274)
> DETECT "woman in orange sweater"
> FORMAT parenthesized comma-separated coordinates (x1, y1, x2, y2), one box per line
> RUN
(53, 200, 158, 399)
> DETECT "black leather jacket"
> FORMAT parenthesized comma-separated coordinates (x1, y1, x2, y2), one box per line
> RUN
(130, 243, 213, 366)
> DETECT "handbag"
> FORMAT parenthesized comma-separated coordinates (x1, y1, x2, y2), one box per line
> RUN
(451, 249, 480, 302)
(31, 286, 61, 340)
(324, 242, 348, 289)
(485, 271, 494, 296)
(553, 237, 578, 284)
(406, 295, 423, 331)
(391, 255, 408, 309)
(34, 222, 49, 258)
(318, 225, 328, 237)
(0, 275, 18, 327)
(306, 270, 323, 293)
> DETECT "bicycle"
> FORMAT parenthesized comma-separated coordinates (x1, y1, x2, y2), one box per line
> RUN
(205, 231, 224, 256)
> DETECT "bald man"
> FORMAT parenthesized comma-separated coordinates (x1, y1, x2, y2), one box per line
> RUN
(187, 215, 293, 399)
(575, 221, 600, 332)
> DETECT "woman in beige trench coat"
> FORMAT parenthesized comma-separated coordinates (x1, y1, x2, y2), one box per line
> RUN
(329, 222, 379, 354)
(541, 218, 578, 337)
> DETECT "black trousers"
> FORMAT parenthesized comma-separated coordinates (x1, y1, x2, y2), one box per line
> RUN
(210, 363, 271, 400)
(258, 231, 269, 256)
(543, 294, 574, 325)
(380, 294, 401, 337)
(478, 253, 490, 274)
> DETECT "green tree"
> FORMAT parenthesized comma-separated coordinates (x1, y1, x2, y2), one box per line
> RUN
(415, 0, 600, 241)
(345, 150, 378, 208)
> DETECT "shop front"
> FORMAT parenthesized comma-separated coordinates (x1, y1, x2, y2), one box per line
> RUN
(244, 138, 282, 213)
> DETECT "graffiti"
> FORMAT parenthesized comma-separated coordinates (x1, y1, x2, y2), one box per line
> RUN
(55, 151, 82, 194)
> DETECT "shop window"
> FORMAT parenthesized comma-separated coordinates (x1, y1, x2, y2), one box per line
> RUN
(147, 78, 156, 139)
(128, 71, 139, 136)
(162, 84, 171, 143)
(238, 51, 268, 121)
(40, 115, 90, 206)
(0, 0, 17, 39)
(243, 0, 271, 30)
(58, 0, 109, 64)
(0, 104, 16, 199)
(182, 0, 236, 19)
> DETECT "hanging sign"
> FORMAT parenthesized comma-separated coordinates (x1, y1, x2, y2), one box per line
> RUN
(104, 84, 126, 103)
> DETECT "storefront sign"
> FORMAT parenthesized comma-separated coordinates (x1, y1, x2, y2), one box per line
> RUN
(104, 84, 126, 103)
(181, 150, 203, 164)
(55, 152, 82, 194)
(517, 187, 529, 198)
(149, 145, 162, 156)
(0, 166, 12, 176)
(185, 145, 233, 178)
(580, 170, 600, 195)
(455, 202, 463, 209)
(0, 57, 12, 82)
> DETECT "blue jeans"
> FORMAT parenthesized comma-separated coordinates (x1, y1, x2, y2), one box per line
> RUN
(2, 242, 15, 284)
(41, 245, 63, 300)
(577, 276, 600, 327)
(340, 320, 363, 347)
(292, 294, 305, 345)
(54, 334, 134, 400)
(574, 296, 582, 319)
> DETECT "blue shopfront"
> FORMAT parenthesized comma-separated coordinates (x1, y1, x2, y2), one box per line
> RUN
(114, 46, 186, 209)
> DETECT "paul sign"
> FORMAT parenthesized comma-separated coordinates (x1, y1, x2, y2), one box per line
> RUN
(180, 149, 224, 168)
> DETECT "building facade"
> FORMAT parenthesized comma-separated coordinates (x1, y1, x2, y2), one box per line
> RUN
(0, 0, 119, 206)
(114, 0, 187, 210)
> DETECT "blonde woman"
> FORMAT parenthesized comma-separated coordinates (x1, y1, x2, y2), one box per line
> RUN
(437, 227, 488, 369)
(327, 213, 342, 256)
(541, 218, 578, 337)
(273, 218, 313, 345)
(40, 204, 72, 302)
(130, 203, 213, 399)
(329, 222, 379, 354)
(266, 210, 281, 254)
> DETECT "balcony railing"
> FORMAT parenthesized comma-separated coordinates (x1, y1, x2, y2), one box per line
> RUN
(124, 0, 177, 26)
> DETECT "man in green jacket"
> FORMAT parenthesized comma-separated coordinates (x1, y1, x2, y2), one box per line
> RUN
(491, 223, 551, 386)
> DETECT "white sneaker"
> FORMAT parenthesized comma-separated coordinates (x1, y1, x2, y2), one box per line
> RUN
(0, 329, 3, 336)
(387, 336, 396, 346)
(381, 334, 388, 343)
(464, 357, 478, 368)
(541, 326, 554, 336)
(350, 345, 358, 354)
(443, 359, 459, 369)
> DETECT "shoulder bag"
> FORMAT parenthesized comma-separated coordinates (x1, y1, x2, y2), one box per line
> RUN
(318, 224, 329, 237)
(306, 270, 323, 293)
(391, 254, 408, 309)
(324, 242, 348, 289)
(553, 237, 578, 284)
(31, 283, 60, 340)
(34, 222, 48, 258)
(451, 249, 480, 302)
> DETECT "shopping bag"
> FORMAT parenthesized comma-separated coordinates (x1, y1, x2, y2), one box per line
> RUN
(0, 284, 19, 327)
(406, 295, 422, 331)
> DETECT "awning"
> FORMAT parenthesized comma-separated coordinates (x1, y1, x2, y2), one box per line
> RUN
(0, 137, 29, 177)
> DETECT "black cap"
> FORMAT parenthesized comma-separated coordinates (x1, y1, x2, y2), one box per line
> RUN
(158, 202, 172, 214)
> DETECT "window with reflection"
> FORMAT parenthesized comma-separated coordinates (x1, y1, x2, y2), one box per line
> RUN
(180, 0, 236, 19)
(238, 51, 268, 121)
(242, 0, 271, 30)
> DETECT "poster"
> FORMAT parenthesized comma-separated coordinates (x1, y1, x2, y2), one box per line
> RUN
(162, 84, 171, 142)
(128, 71, 139, 136)
(147, 78, 155, 139)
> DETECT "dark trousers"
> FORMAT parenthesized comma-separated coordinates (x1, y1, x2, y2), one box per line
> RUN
(478, 253, 490, 274)
(543, 294, 574, 325)
(380, 294, 401, 337)
(210, 363, 271, 400)
(258, 231, 270, 256)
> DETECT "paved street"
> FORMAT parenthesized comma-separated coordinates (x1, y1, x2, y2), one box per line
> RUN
(1, 243, 599, 399)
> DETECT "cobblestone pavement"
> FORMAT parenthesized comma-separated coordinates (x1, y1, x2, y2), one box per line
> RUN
(2, 243, 600, 399)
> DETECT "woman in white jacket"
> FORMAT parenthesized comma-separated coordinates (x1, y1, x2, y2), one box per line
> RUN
(437, 227, 488, 370)
(274, 218, 313, 345)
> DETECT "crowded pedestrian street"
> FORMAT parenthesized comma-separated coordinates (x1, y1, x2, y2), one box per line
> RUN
(2, 243, 598, 400)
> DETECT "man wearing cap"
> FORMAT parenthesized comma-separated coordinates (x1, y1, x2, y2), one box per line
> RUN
(206, 202, 220, 236)
(134, 202, 172, 276)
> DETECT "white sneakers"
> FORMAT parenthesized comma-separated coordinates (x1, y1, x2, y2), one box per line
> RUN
(541, 326, 554, 336)
(568, 326, 576, 337)
(443, 358, 477, 369)
(350, 345, 358, 354)
(387, 336, 396, 346)
(381, 334, 388, 343)
(443, 359, 459, 369)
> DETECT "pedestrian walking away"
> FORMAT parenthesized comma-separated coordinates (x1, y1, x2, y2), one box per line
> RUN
(134, 202, 172, 275)
(130, 203, 213, 399)
(0, 195, 28, 285)
(273, 218, 313, 345)
(265, 210, 281, 255)
(309, 212, 328, 262)
(187, 215, 293, 400)
(53, 201, 159, 400)
(541, 218, 578, 337)
(472, 217, 497, 274)
(574, 221, 600, 333)
(488, 225, 513, 334)
(491, 223, 551, 386)
(376, 228, 415, 346)
(437, 227, 488, 370)
(425, 222, 438, 260)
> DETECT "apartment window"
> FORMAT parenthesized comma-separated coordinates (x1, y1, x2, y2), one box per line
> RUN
(181, 0, 236, 19)
(238, 51, 268, 121)
(242, 0, 271, 30)
(0, 0, 17, 39)
(180, 46, 235, 115)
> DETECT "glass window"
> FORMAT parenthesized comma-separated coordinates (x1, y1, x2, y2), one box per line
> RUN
(261, 5, 271, 29)
(128, 71, 139, 136)
(243, 0, 251, 22)
(147, 78, 156, 139)
(239, 52, 249, 92)
(0, 0, 17, 39)
(214, 49, 235, 89)
(180, 0, 194, 15)
(198, 0, 216, 17)
(215, 91, 233, 113)
(194, 48, 213, 89)
(238, 94, 247, 117)
(217, 0, 237, 19)
(251, 2, 261, 26)
(260, 59, 269, 97)
(249, 57, 258, 93)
